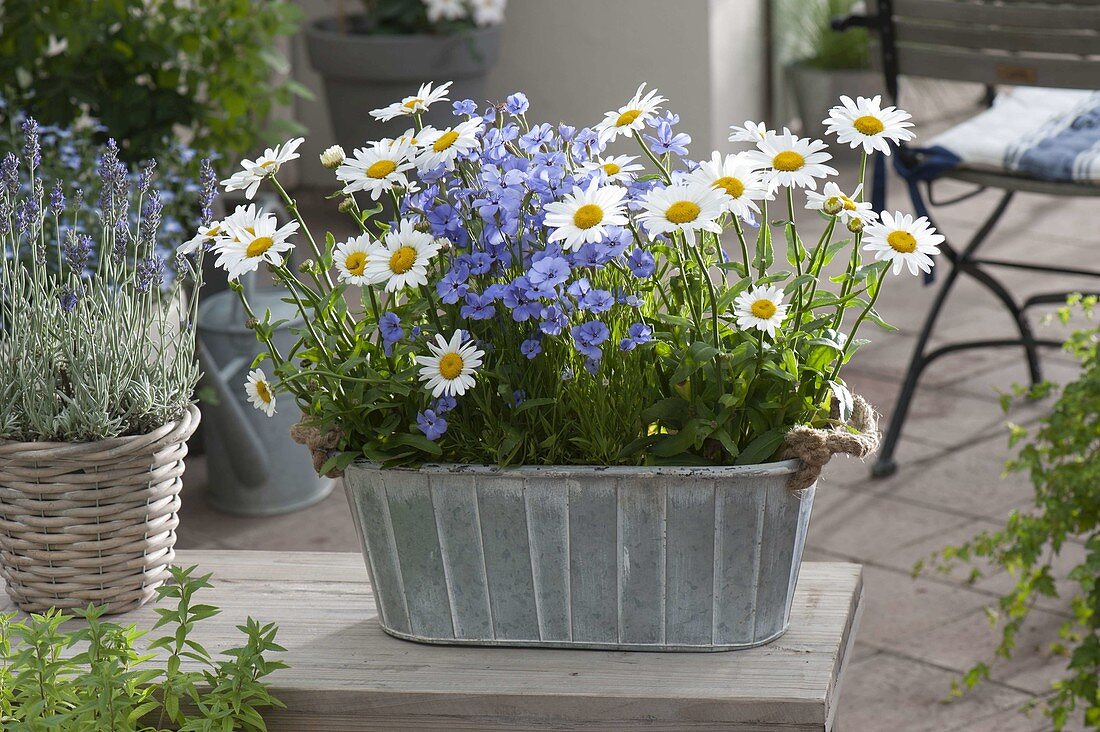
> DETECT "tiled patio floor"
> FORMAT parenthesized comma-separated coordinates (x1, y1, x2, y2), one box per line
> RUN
(177, 115, 1095, 729)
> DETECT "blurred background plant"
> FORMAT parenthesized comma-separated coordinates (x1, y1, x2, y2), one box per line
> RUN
(775, 0, 870, 72)
(0, 0, 307, 166)
(0, 100, 204, 273)
(342, 0, 507, 34)
(924, 294, 1099, 731)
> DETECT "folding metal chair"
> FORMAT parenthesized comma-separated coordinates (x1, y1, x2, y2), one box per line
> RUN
(835, 0, 1100, 477)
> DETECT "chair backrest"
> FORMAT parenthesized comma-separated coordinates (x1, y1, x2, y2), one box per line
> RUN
(877, 0, 1100, 93)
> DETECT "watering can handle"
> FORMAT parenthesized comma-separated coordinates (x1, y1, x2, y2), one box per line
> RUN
(197, 340, 271, 488)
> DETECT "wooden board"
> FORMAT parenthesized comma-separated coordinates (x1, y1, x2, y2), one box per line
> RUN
(1, 551, 863, 731)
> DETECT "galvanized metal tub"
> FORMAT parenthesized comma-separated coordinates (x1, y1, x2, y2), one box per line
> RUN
(343, 461, 815, 652)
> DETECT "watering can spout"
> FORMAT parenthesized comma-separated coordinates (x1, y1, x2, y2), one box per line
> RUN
(197, 340, 271, 488)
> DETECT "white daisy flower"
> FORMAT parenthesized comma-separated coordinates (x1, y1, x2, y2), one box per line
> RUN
(733, 285, 788, 338)
(636, 181, 725, 245)
(220, 137, 304, 199)
(687, 151, 769, 221)
(179, 220, 223, 256)
(319, 144, 346, 169)
(805, 182, 878, 227)
(594, 83, 667, 144)
(336, 138, 415, 200)
(334, 234, 374, 285)
(424, 0, 467, 22)
(824, 95, 914, 155)
(862, 211, 943, 276)
(215, 212, 300, 281)
(470, 0, 507, 26)
(363, 219, 442, 292)
(579, 154, 644, 184)
(728, 121, 770, 143)
(212, 204, 263, 250)
(245, 369, 276, 417)
(370, 81, 452, 122)
(543, 180, 629, 252)
(414, 117, 484, 171)
(743, 129, 837, 192)
(417, 331, 485, 398)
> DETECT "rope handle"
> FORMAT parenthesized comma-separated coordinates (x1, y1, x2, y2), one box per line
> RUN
(781, 394, 880, 490)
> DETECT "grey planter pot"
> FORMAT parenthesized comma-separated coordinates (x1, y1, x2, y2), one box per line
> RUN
(344, 461, 815, 652)
(305, 18, 501, 149)
(196, 290, 333, 516)
(787, 62, 884, 141)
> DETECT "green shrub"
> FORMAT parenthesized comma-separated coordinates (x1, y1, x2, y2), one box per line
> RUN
(0, 0, 307, 163)
(0, 566, 286, 731)
(924, 294, 1099, 730)
(776, 0, 870, 71)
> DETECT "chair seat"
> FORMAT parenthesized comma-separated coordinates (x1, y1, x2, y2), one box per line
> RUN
(919, 87, 1100, 187)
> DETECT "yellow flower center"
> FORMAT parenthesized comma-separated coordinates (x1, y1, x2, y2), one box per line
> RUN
(245, 236, 274, 258)
(259, 160, 276, 170)
(853, 115, 885, 135)
(772, 151, 805, 172)
(665, 200, 701, 224)
(439, 352, 464, 380)
(205, 224, 221, 238)
(345, 251, 367, 276)
(367, 159, 397, 179)
(403, 98, 423, 110)
(842, 196, 857, 210)
(751, 298, 777, 319)
(713, 176, 745, 199)
(433, 130, 460, 152)
(602, 162, 621, 176)
(572, 204, 604, 230)
(887, 230, 917, 253)
(255, 380, 273, 404)
(616, 109, 642, 127)
(389, 245, 418, 274)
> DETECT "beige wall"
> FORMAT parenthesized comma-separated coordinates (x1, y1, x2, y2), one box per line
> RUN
(290, 0, 767, 187)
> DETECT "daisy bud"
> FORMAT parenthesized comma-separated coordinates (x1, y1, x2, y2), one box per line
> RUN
(338, 197, 355, 214)
(245, 317, 258, 330)
(847, 217, 865, 234)
(319, 145, 346, 169)
(414, 220, 432, 233)
(823, 196, 844, 216)
(298, 258, 316, 274)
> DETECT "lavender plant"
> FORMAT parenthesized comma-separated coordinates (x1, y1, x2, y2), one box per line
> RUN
(0, 120, 210, 442)
(190, 85, 937, 471)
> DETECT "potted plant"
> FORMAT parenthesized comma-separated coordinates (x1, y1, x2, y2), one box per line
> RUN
(0, 122, 210, 614)
(779, 0, 883, 140)
(200, 83, 931, 650)
(305, 0, 505, 149)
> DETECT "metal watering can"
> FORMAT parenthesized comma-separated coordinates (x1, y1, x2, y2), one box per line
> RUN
(196, 286, 333, 516)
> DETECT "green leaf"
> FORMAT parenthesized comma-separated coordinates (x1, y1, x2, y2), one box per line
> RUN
(734, 428, 786, 465)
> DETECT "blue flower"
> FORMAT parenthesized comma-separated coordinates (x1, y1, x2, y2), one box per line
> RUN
(453, 99, 478, 117)
(578, 288, 614, 314)
(504, 92, 530, 116)
(510, 389, 526, 407)
(519, 124, 555, 154)
(571, 320, 610, 360)
(627, 248, 656, 278)
(644, 119, 691, 157)
(520, 338, 542, 359)
(461, 291, 496, 321)
(379, 312, 405, 356)
(528, 255, 570, 289)
(437, 267, 470, 304)
(433, 395, 457, 413)
(417, 410, 448, 441)
(619, 322, 654, 351)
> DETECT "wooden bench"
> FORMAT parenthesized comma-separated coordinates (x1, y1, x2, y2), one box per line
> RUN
(1, 551, 863, 731)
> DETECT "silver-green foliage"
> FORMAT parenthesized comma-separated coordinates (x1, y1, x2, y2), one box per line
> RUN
(0, 125, 205, 442)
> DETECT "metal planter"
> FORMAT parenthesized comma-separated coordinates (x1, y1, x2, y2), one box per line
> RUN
(343, 461, 815, 652)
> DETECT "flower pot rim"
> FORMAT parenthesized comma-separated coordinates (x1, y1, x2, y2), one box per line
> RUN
(347, 457, 802, 479)
(308, 15, 499, 42)
(0, 404, 200, 452)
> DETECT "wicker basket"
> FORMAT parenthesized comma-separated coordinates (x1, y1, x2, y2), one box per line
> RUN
(0, 405, 200, 614)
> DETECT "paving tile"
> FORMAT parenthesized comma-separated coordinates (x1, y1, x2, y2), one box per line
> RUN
(856, 565, 993, 648)
(877, 604, 1072, 696)
(832, 652, 1033, 732)
(806, 493, 971, 569)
